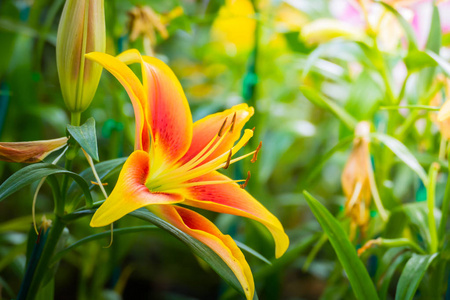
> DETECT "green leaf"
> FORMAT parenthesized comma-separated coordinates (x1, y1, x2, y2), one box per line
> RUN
(371, 133, 428, 185)
(67, 117, 99, 161)
(425, 4, 441, 53)
(303, 191, 379, 300)
(376, 1, 418, 51)
(426, 51, 450, 77)
(66, 157, 127, 204)
(395, 253, 438, 300)
(129, 209, 248, 298)
(51, 225, 158, 264)
(234, 240, 272, 265)
(375, 247, 411, 299)
(300, 86, 357, 130)
(0, 163, 93, 207)
(404, 50, 438, 72)
(303, 136, 353, 188)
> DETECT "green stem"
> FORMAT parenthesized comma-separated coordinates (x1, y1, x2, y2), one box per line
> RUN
(427, 162, 440, 253)
(438, 146, 450, 246)
(61, 113, 81, 204)
(24, 217, 65, 300)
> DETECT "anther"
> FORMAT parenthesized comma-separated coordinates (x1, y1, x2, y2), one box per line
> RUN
(218, 117, 228, 137)
(240, 171, 251, 189)
(251, 141, 262, 163)
(91, 181, 108, 186)
(223, 149, 232, 169)
(230, 112, 237, 133)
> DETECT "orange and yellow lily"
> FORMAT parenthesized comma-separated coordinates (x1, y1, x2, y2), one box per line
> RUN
(86, 49, 289, 299)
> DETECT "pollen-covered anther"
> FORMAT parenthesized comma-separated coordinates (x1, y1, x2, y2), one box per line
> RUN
(251, 141, 262, 163)
(223, 149, 233, 169)
(240, 171, 251, 189)
(218, 117, 228, 137)
(91, 181, 108, 186)
(230, 112, 237, 133)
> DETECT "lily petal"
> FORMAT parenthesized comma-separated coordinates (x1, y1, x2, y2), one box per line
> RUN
(85, 52, 149, 152)
(175, 171, 289, 258)
(90, 150, 183, 227)
(150, 204, 254, 300)
(179, 104, 254, 166)
(0, 137, 68, 163)
(116, 49, 193, 171)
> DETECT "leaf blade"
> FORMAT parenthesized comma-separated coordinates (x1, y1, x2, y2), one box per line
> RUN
(303, 191, 379, 300)
(67, 117, 99, 161)
(395, 253, 438, 300)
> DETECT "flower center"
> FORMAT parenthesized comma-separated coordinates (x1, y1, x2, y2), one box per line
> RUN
(145, 116, 261, 192)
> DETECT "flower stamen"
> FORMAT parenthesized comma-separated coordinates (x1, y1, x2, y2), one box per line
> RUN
(218, 117, 228, 137)
(230, 112, 237, 133)
(223, 149, 232, 169)
(240, 171, 251, 189)
(251, 141, 262, 163)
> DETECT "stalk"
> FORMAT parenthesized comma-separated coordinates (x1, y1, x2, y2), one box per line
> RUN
(24, 217, 65, 300)
(427, 162, 440, 253)
(438, 146, 450, 246)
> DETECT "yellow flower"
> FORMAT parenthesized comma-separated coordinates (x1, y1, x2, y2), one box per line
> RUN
(128, 6, 183, 56)
(210, 0, 256, 55)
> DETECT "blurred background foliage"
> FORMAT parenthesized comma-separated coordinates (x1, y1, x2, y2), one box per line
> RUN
(1, 0, 450, 299)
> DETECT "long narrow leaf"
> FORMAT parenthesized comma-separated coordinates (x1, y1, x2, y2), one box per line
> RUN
(300, 86, 357, 130)
(371, 133, 428, 185)
(395, 253, 438, 300)
(303, 191, 379, 300)
(0, 163, 93, 206)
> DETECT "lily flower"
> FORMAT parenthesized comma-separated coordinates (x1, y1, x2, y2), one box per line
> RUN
(86, 49, 289, 299)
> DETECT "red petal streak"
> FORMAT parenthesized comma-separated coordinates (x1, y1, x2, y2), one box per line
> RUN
(90, 151, 183, 227)
(141, 56, 193, 170)
(180, 171, 289, 258)
(150, 205, 254, 300)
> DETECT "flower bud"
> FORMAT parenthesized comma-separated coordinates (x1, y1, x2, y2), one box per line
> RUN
(0, 137, 68, 163)
(57, 0, 105, 113)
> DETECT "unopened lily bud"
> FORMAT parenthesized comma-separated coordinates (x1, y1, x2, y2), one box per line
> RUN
(57, 0, 105, 113)
(300, 18, 365, 46)
(0, 137, 68, 163)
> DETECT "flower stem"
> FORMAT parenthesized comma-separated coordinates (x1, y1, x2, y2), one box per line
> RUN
(438, 145, 450, 247)
(23, 217, 65, 300)
(427, 162, 440, 253)
(61, 112, 81, 205)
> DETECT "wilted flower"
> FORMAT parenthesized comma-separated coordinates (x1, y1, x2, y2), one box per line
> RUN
(128, 6, 183, 56)
(0, 137, 68, 163)
(86, 49, 289, 299)
(56, 0, 105, 113)
(341, 121, 372, 238)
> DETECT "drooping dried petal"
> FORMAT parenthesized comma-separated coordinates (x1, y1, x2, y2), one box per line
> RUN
(0, 137, 68, 163)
